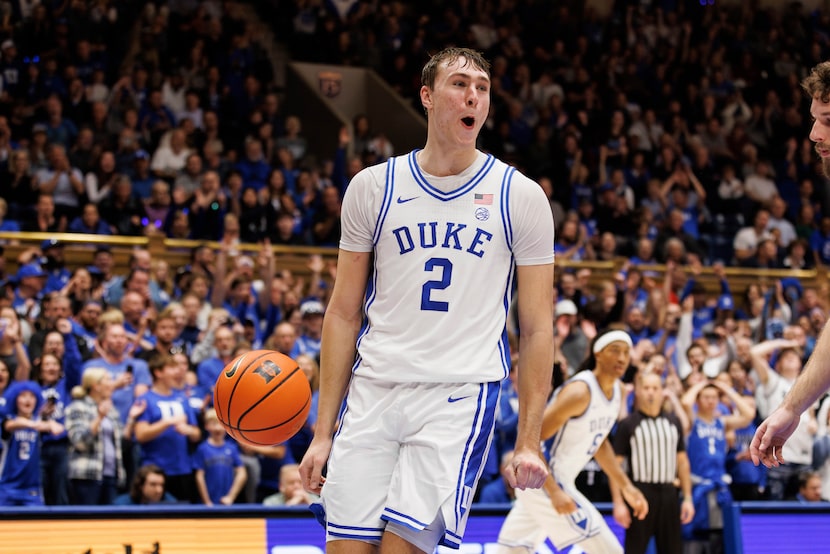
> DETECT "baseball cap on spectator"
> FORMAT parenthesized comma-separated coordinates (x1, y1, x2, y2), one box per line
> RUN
(1, 39, 14, 50)
(236, 255, 255, 269)
(41, 239, 62, 251)
(780, 277, 803, 301)
(135, 149, 150, 161)
(300, 300, 325, 317)
(717, 295, 734, 311)
(598, 182, 614, 194)
(554, 299, 578, 318)
(17, 263, 47, 279)
(86, 265, 103, 276)
(32, 123, 47, 134)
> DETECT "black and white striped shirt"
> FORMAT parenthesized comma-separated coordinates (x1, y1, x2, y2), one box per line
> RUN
(613, 410, 685, 484)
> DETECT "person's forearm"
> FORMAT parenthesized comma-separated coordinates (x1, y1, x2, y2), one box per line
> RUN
(677, 452, 693, 500)
(729, 388, 756, 420)
(515, 331, 553, 451)
(783, 327, 830, 413)
(195, 472, 211, 504)
(228, 466, 247, 500)
(133, 420, 173, 443)
(609, 454, 627, 506)
(594, 440, 630, 489)
(314, 311, 361, 438)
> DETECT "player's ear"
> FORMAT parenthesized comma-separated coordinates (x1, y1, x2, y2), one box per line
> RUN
(420, 85, 432, 112)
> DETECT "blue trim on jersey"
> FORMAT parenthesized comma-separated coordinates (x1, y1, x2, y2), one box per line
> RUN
(373, 156, 396, 246)
(327, 530, 384, 540)
(548, 419, 569, 464)
(494, 163, 516, 380)
(442, 535, 462, 548)
(326, 521, 384, 541)
(327, 522, 385, 533)
(408, 150, 496, 201)
(380, 507, 428, 530)
(499, 166, 516, 249)
(497, 328, 511, 380)
(451, 382, 498, 530)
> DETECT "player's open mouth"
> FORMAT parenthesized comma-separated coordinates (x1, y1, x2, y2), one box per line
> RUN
(461, 117, 475, 129)
(817, 146, 830, 157)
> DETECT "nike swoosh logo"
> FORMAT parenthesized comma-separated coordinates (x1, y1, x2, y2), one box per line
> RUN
(397, 195, 418, 204)
(448, 395, 471, 403)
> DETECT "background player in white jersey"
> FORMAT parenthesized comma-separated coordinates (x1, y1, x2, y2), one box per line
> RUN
(299, 47, 555, 553)
(494, 330, 648, 553)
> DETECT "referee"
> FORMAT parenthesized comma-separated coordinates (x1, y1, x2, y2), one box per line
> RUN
(612, 371, 695, 554)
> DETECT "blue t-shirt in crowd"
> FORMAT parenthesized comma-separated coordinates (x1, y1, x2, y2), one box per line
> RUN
(192, 439, 243, 504)
(136, 388, 198, 476)
(82, 358, 151, 424)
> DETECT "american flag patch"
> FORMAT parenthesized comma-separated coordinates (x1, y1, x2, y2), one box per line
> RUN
(474, 193, 493, 205)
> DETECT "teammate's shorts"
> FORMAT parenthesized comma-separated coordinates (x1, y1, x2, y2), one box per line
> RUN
(496, 480, 622, 552)
(313, 376, 499, 550)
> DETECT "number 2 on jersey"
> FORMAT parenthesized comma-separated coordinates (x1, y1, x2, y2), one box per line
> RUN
(421, 257, 452, 311)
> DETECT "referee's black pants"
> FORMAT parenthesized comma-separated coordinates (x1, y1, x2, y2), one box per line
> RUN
(624, 482, 683, 554)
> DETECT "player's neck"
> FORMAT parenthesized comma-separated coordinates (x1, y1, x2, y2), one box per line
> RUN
(593, 369, 617, 399)
(417, 145, 478, 177)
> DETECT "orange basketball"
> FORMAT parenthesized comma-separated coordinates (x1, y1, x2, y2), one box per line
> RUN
(213, 350, 312, 447)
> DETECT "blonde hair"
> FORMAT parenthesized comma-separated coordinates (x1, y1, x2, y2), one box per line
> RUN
(296, 353, 320, 392)
(97, 309, 125, 334)
(203, 408, 219, 423)
(71, 366, 109, 399)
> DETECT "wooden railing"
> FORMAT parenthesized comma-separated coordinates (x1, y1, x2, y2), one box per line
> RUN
(0, 232, 826, 298)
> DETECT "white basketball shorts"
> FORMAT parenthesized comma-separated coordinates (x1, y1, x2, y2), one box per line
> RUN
(314, 375, 499, 550)
(496, 480, 622, 553)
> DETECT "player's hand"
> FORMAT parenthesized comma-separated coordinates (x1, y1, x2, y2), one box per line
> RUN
(750, 405, 800, 467)
(507, 448, 548, 490)
(549, 489, 577, 515)
(622, 483, 648, 520)
(613, 501, 631, 529)
(219, 495, 234, 505)
(299, 436, 331, 495)
(680, 498, 695, 525)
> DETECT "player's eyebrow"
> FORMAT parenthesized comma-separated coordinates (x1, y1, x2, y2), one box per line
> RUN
(448, 70, 490, 84)
(810, 108, 830, 119)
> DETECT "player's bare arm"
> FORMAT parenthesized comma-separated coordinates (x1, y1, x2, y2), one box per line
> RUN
(751, 323, 830, 467)
(299, 248, 370, 494)
(593, 439, 648, 520)
(610, 455, 632, 529)
(537, 380, 590, 513)
(511, 262, 554, 491)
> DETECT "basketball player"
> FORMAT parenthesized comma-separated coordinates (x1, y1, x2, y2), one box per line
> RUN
(751, 60, 830, 468)
(494, 330, 648, 554)
(298, 47, 555, 553)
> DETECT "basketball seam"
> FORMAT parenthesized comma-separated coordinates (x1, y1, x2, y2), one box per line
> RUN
(225, 351, 271, 425)
(236, 365, 306, 427)
(228, 392, 311, 432)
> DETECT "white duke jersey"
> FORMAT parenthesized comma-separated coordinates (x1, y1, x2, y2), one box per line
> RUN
(547, 370, 621, 483)
(340, 149, 555, 383)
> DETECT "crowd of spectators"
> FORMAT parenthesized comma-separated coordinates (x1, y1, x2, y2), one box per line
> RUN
(0, 3, 829, 552)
